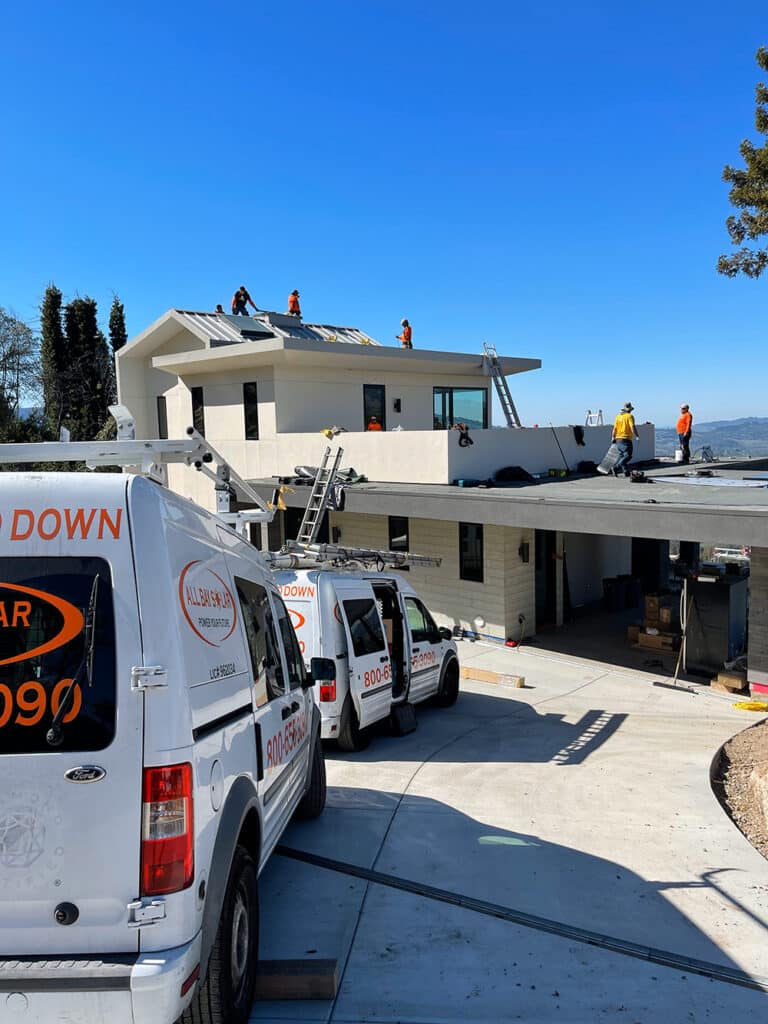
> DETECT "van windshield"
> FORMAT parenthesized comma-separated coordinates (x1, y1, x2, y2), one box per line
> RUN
(0, 557, 116, 754)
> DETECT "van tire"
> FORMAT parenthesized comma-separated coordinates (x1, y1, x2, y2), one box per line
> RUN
(338, 694, 370, 752)
(296, 735, 327, 818)
(435, 659, 460, 707)
(182, 845, 259, 1024)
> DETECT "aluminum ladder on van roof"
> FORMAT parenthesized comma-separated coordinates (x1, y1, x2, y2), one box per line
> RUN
(294, 446, 344, 547)
(264, 542, 442, 571)
(482, 341, 521, 428)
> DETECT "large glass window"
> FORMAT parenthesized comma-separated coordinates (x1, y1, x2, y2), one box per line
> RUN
(243, 382, 259, 440)
(459, 523, 484, 583)
(342, 598, 386, 657)
(191, 386, 205, 437)
(235, 577, 283, 704)
(0, 557, 115, 753)
(433, 387, 488, 430)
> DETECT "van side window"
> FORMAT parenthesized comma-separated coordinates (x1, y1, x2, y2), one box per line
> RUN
(272, 595, 306, 691)
(235, 577, 285, 703)
(343, 598, 386, 657)
(405, 597, 437, 644)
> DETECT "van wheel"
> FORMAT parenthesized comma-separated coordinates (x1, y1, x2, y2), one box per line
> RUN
(435, 660, 460, 707)
(182, 846, 259, 1024)
(296, 736, 327, 819)
(338, 694, 370, 752)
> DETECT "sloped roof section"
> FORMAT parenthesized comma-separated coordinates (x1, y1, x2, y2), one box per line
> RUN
(173, 310, 380, 347)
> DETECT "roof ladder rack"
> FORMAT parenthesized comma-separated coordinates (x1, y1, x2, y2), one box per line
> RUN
(294, 446, 344, 546)
(483, 341, 521, 427)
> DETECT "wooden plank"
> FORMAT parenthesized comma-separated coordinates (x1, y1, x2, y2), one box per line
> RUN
(460, 666, 502, 684)
(255, 958, 339, 1001)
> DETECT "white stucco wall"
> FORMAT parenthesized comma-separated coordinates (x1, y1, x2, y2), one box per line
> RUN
(562, 533, 632, 607)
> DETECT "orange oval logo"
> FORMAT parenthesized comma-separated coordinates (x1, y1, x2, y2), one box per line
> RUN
(179, 561, 237, 647)
(288, 607, 305, 631)
(0, 583, 85, 666)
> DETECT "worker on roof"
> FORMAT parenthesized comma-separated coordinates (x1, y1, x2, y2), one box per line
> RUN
(610, 402, 640, 477)
(677, 404, 693, 464)
(397, 318, 413, 349)
(366, 415, 383, 432)
(215, 304, 225, 314)
(231, 285, 258, 316)
(288, 290, 301, 317)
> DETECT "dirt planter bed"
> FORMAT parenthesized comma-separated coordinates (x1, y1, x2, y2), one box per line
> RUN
(712, 718, 768, 860)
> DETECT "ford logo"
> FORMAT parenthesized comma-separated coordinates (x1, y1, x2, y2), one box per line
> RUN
(64, 766, 106, 784)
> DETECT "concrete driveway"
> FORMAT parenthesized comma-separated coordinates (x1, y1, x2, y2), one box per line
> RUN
(253, 642, 768, 1023)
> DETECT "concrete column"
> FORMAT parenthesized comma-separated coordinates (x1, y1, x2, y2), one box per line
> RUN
(748, 547, 768, 693)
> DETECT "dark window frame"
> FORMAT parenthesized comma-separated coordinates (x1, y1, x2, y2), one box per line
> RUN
(342, 598, 387, 657)
(156, 395, 168, 439)
(363, 383, 386, 431)
(459, 522, 484, 583)
(243, 381, 259, 440)
(191, 386, 205, 437)
(433, 387, 488, 430)
(405, 596, 437, 644)
(234, 576, 284, 703)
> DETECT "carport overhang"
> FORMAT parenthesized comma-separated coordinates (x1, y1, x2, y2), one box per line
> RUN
(250, 466, 768, 547)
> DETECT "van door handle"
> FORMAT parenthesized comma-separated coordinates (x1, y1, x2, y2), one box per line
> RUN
(379, 655, 388, 663)
(290, 701, 300, 714)
(412, 647, 421, 653)
(282, 706, 292, 720)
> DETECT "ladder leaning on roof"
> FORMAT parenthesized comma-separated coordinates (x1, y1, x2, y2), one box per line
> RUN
(482, 341, 522, 428)
(294, 445, 345, 547)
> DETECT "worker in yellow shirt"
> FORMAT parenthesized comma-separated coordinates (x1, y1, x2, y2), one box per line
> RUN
(611, 402, 640, 477)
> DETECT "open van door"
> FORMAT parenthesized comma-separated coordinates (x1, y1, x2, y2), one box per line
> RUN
(333, 580, 392, 729)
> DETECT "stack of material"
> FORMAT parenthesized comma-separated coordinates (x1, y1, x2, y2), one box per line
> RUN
(632, 594, 681, 652)
(711, 670, 748, 695)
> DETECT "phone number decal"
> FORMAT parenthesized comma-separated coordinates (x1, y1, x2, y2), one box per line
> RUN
(0, 679, 82, 728)
(265, 711, 307, 769)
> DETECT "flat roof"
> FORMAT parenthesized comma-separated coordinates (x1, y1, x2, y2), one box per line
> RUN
(251, 461, 768, 546)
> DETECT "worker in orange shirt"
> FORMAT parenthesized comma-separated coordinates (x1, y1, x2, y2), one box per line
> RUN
(366, 415, 383, 431)
(677, 404, 693, 464)
(288, 290, 301, 316)
(397, 318, 412, 349)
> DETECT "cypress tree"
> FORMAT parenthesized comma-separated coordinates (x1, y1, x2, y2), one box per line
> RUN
(108, 295, 128, 353)
(718, 47, 768, 278)
(40, 284, 66, 434)
(63, 297, 113, 440)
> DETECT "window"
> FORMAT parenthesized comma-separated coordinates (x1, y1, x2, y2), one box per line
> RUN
(0, 557, 116, 753)
(191, 386, 205, 437)
(156, 396, 168, 439)
(235, 577, 284, 704)
(243, 382, 259, 440)
(363, 384, 386, 430)
(405, 597, 437, 644)
(342, 598, 386, 657)
(433, 387, 488, 430)
(272, 595, 306, 691)
(388, 516, 409, 570)
(459, 522, 484, 582)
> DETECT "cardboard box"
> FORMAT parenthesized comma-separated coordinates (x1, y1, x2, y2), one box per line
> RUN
(637, 631, 680, 652)
(715, 670, 748, 692)
(645, 595, 660, 619)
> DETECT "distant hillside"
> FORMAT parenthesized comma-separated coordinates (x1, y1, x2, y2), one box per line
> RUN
(655, 417, 768, 457)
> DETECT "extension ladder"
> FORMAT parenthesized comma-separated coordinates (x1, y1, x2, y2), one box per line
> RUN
(482, 341, 521, 427)
(295, 445, 344, 546)
(585, 409, 604, 426)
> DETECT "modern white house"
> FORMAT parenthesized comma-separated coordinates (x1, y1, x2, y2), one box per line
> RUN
(117, 306, 768, 696)
(117, 308, 660, 646)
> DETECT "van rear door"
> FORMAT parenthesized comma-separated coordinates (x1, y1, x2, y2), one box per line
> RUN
(333, 579, 392, 729)
(0, 484, 143, 955)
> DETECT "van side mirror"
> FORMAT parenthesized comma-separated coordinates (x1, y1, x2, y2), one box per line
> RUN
(310, 657, 335, 684)
(438, 626, 453, 641)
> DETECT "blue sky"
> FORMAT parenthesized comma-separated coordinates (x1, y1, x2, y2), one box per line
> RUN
(1, 1, 766, 427)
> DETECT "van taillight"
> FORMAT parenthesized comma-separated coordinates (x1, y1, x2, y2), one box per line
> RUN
(319, 681, 336, 702)
(141, 763, 194, 896)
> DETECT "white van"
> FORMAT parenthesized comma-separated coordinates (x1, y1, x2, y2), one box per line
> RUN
(275, 569, 459, 750)
(0, 471, 329, 1024)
